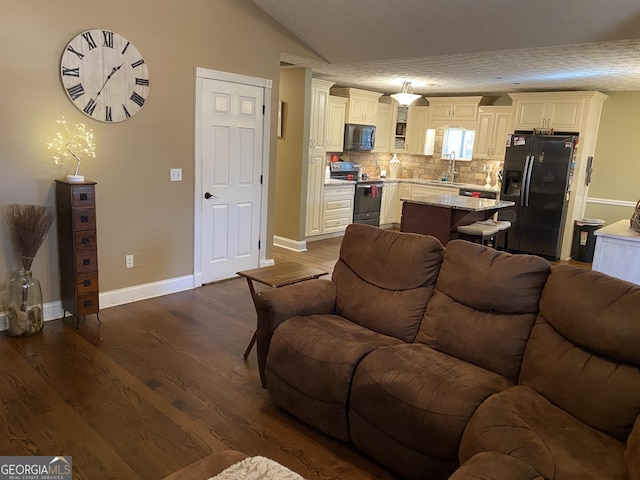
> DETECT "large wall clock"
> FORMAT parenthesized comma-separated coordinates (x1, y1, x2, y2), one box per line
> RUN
(60, 29, 150, 123)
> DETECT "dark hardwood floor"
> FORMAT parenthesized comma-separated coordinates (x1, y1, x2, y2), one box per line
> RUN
(0, 235, 398, 480)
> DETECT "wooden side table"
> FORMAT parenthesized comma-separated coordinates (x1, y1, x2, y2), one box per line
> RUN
(237, 262, 329, 359)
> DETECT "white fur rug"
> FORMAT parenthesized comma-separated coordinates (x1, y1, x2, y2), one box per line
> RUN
(209, 456, 305, 480)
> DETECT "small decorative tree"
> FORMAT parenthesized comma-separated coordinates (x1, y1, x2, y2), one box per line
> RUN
(47, 117, 96, 182)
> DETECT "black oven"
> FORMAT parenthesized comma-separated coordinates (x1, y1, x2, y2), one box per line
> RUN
(330, 162, 384, 227)
(354, 182, 384, 226)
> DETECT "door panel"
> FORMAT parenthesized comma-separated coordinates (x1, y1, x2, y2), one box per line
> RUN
(200, 77, 263, 282)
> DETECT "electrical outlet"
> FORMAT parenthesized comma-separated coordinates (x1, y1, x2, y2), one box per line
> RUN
(170, 168, 182, 181)
(125, 254, 134, 269)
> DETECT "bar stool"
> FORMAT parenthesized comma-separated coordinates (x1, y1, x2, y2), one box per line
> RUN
(456, 222, 500, 246)
(477, 219, 511, 251)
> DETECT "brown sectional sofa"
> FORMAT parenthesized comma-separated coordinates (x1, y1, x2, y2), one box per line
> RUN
(254, 224, 640, 479)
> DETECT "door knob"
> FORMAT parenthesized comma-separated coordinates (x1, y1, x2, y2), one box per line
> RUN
(204, 192, 217, 199)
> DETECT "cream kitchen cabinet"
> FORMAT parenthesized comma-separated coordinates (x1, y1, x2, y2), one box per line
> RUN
(380, 181, 399, 225)
(306, 79, 334, 237)
(309, 79, 333, 157)
(331, 87, 382, 125)
(322, 184, 355, 234)
(509, 92, 584, 131)
(408, 106, 430, 155)
(374, 102, 392, 153)
(305, 154, 326, 237)
(391, 104, 410, 152)
(426, 97, 484, 122)
(411, 183, 459, 201)
(327, 95, 347, 152)
(474, 106, 512, 159)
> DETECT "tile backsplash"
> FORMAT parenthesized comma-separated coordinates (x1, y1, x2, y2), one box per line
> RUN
(331, 151, 504, 188)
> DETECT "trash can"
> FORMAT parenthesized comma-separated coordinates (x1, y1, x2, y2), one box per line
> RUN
(571, 218, 605, 263)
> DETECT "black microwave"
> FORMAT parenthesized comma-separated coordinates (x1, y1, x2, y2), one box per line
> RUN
(344, 123, 376, 151)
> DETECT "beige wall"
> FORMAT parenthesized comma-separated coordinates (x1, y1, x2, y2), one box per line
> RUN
(274, 67, 311, 241)
(584, 91, 640, 224)
(0, 0, 319, 304)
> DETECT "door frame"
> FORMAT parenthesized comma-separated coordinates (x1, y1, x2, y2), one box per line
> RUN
(193, 67, 272, 287)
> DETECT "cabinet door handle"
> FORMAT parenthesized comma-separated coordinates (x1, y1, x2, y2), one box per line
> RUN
(80, 215, 89, 223)
(83, 299, 93, 308)
(82, 237, 90, 245)
(83, 279, 92, 287)
(80, 193, 88, 201)
(82, 258, 91, 266)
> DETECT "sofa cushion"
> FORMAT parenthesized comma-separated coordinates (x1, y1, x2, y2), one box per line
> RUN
(459, 385, 628, 480)
(417, 240, 551, 382)
(450, 452, 543, 480)
(627, 416, 640, 479)
(520, 265, 640, 440)
(333, 224, 444, 342)
(265, 314, 402, 441)
(349, 344, 513, 477)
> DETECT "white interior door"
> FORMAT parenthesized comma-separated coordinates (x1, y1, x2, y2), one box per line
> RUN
(198, 76, 264, 283)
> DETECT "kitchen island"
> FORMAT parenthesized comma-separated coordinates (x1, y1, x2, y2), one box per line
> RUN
(592, 219, 640, 286)
(400, 195, 515, 245)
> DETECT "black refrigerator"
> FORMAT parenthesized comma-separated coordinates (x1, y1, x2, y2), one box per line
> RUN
(498, 133, 577, 260)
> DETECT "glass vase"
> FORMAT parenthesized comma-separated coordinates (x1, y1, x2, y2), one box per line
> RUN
(4, 270, 44, 337)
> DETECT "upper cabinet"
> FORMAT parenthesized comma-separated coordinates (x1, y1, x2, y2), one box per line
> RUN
(331, 87, 383, 125)
(391, 104, 410, 152)
(509, 92, 587, 131)
(426, 96, 485, 124)
(474, 106, 512, 160)
(327, 95, 348, 152)
(408, 106, 430, 155)
(373, 102, 392, 153)
(309, 79, 333, 157)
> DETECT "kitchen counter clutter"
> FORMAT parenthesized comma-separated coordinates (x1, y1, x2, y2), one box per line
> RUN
(592, 219, 640, 286)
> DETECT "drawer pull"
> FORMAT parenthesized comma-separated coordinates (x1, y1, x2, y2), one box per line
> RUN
(83, 279, 92, 287)
(82, 258, 91, 266)
(82, 237, 90, 245)
(80, 193, 88, 201)
(83, 299, 93, 308)
(80, 215, 89, 223)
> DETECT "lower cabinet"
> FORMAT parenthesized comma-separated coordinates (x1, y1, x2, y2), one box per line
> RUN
(380, 181, 399, 225)
(322, 185, 355, 234)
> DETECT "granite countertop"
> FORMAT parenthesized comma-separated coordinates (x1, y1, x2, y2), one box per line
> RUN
(324, 179, 356, 186)
(324, 177, 500, 193)
(401, 194, 514, 212)
(595, 219, 640, 240)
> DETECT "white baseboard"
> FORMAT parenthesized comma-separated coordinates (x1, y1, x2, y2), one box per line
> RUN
(0, 274, 196, 332)
(100, 275, 195, 308)
(273, 235, 307, 252)
(260, 258, 275, 267)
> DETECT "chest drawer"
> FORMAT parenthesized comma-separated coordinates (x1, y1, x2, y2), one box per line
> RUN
(72, 208, 97, 231)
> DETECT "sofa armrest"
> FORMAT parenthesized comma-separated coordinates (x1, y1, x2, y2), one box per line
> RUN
(626, 415, 640, 479)
(254, 278, 336, 388)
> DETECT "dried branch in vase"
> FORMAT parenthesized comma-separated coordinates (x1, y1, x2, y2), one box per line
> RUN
(3, 204, 54, 271)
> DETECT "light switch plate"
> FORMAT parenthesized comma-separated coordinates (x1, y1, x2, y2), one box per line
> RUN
(170, 168, 182, 182)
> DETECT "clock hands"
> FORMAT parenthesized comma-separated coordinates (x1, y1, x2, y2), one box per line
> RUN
(95, 63, 124, 99)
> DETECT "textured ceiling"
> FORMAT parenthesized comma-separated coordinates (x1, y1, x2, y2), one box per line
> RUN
(253, 0, 640, 96)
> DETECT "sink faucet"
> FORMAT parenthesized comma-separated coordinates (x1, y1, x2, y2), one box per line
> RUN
(447, 152, 458, 182)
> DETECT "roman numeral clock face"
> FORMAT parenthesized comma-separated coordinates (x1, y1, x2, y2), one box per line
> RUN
(60, 29, 150, 122)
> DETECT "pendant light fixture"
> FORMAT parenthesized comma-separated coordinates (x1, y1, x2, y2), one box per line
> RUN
(391, 81, 421, 106)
